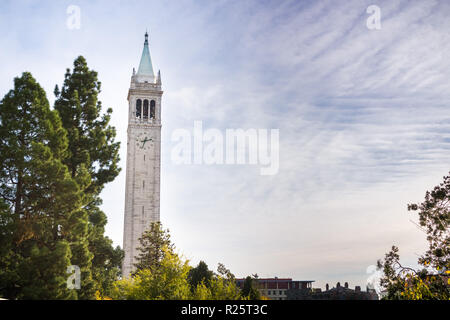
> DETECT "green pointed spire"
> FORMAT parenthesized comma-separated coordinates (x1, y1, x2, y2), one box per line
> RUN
(137, 32, 155, 79)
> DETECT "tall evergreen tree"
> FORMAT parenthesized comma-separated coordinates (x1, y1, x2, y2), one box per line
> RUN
(54, 56, 120, 197)
(54, 56, 123, 296)
(133, 222, 174, 274)
(0, 72, 91, 299)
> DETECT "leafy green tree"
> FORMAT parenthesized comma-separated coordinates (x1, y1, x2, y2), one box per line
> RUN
(209, 276, 242, 299)
(133, 221, 174, 273)
(217, 263, 236, 281)
(111, 246, 192, 300)
(189, 261, 242, 299)
(0, 72, 90, 299)
(110, 222, 243, 300)
(54, 56, 123, 296)
(377, 172, 450, 300)
(241, 275, 261, 300)
(188, 261, 214, 291)
(377, 246, 410, 299)
(192, 276, 242, 300)
(378, 246, 449, 300)
(407, 173, 449, 270)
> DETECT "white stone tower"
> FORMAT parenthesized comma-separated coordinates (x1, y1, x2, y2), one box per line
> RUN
(122, 32, 163, 277)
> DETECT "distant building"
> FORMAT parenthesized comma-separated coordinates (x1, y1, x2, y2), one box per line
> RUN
(236, 277, 314, 300)
(287, 281, 379, 300)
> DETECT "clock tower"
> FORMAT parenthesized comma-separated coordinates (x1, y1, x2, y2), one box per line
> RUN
(122, 32, 163, 277)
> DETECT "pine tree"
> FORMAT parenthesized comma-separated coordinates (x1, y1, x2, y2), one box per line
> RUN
(54, 56, 122, 296)
(54, 56, 120, 197)
(0, 72, 90, 299)
(133, 222, 174, 274)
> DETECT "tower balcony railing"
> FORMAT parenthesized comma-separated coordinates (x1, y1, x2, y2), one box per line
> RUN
(131, 113, 158, 124)
(130, 76, 161, 90)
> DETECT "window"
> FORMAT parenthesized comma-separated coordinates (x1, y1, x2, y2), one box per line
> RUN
(279, 290, 282, 295)
(268, 290, 271, 295)
(150, 100, 156, 119)
(143, 99, 149, 119)
(136, 99, 142, 118)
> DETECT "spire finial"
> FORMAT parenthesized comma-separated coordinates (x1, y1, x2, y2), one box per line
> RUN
(156, 69, 161, 85)
(137, 30, 155, 81)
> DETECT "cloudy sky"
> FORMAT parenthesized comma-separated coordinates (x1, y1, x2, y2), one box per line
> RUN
(1, 0, 449, 289)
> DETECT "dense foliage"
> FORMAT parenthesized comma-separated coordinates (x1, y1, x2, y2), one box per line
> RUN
(54, 56, 123, 297)
(377, 173, 450, 300)
(133, 221, 173, 274)
(108, 222, 247, 300)
(0, 72, 90, 299)
(0, 57, 122, 299)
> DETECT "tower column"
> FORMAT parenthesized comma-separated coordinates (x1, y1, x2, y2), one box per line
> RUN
(122, 32, 163, 277)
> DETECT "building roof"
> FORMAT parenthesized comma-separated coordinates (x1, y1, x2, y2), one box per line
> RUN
(235, 278, 315, 290)
(137, 32, 155, 78)
(235, 278, 314, 282)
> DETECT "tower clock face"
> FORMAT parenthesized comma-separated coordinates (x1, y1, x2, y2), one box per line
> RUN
(135, 132, 154, 150)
